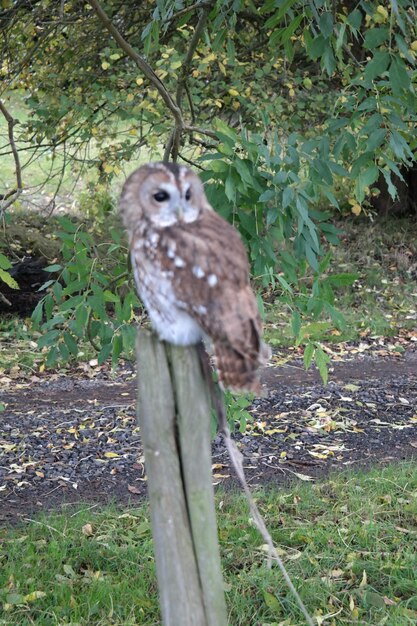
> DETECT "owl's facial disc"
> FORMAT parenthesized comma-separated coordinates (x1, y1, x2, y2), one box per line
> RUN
(147, 180, 199, 226)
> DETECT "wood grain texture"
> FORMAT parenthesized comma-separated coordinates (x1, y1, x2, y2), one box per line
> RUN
(167, 343, 228, 626)
(137, 332, 206, 625)
(137, 332, 227, 626)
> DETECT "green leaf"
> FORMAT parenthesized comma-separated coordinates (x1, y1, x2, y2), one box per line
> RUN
(356, 165, 379, 202)
(0, 268, 19, 289)
(363, 28, 388, 50)
(366, 128, 386, 152)
(364, 51, 390, 83)
(234, 158, 252, 185)
(305, 244, 319, 272)
(112, 334, 123, 366)
(44, 264, 62, 273)
(38, 330, 60, 349)
(5, 593, 24, 605)
(307, 35, 326, 60)
(63, 332, 78, 356)
(291, 310, 301, 338)
(326, 273, 359, 287)
(303, 342, 315, 370)
(282, 186, 294, 209)
(98, 342, 112, 365)
(319, 12, 333, 38)
(389, 57, 411, 92)
(347, 9, 362, 30)
(381, 169, 398, 200)
(263, 590, 281, 613)
(315, 347, 330, 385)
(46, 346, 59, 367)
(0, 253, 12, 270)
(31, 300, 44, 327)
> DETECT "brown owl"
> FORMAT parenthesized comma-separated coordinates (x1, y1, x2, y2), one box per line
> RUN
(119, 162, 270, 393)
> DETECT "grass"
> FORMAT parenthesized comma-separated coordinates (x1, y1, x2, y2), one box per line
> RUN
(0, 91, 157, 211)
(264, 217, 417, 348)
(1, 462, 417, 625)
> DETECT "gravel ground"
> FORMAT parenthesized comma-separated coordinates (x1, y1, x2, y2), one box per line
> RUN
(1, 347, 416, 524)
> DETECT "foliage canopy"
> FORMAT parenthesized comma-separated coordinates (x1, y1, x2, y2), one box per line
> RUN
(0, 0, 416, 368)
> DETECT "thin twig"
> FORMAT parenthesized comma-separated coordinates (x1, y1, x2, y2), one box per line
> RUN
(0, 99, 23, 213)
(184, 125, 217, 139)
(0, 293, 12, 307)
(167, 1, 212, 24)
(176, 8, 210, 108)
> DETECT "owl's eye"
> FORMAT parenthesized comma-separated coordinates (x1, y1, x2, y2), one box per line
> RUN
(185, 188, 191, 201)
(153, 190, 170, 202)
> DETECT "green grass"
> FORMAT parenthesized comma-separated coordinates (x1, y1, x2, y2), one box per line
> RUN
(1, 462, 417, 624)
(0, 91, 156, 209)
(264, 217, 417, 347)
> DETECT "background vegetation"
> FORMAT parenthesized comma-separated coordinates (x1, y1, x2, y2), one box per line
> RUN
(1, 463, 417, 625)
(0, 0, 416, 370)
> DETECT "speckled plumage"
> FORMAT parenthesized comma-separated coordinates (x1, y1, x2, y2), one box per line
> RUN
(119, 162, 270, 393)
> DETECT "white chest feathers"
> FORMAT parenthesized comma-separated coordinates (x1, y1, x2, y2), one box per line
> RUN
(131, 248, 203, 346)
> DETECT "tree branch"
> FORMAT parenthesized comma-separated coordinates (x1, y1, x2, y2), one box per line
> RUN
(176, 8, 209, 109)
(167, 1, 212, 24)
(87, 0, 183, 129)
(0, 100, 23, 213)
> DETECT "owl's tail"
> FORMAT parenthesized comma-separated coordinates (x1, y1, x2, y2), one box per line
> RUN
(214, 340, 270, 394)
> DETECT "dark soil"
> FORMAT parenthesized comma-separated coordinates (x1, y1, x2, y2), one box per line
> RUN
(1, 347, 416, 525)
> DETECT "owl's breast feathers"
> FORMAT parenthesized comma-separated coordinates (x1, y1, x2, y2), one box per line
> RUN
(137, 210, 270, 393)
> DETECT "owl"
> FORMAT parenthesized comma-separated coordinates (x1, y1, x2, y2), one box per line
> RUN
(119, 162, 270, 393)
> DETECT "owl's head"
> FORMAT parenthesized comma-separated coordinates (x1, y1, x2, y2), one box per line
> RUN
(119, 162, 211, 234)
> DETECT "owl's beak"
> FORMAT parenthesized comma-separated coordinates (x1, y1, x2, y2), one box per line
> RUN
(176, 205, 185, 221)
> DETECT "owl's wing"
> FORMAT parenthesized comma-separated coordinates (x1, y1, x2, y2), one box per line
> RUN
(159, 210, 269, 392)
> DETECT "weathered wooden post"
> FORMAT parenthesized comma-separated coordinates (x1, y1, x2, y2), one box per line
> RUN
(137, 330, 228, 626)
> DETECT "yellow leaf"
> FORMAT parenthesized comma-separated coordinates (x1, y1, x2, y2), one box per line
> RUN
(375, 5, 388, 20)
(351, 203, 362, 216)
(202, 52, 216, 63)
(39, 363, 45, 373)
(228, 88, 239, 97)
(91, 127, 99, 136)
(101, 62, 110, 70)
(289, 88, 295, 98)
(135, 77, 144, 86)
(103, 164, 113, 174)
(359, 569, 367, 587)
(232, 100, 240, 111)
(24, 591, 47, 602)
(126, 93, 134, 102)
(82, 523, 93, 537)
(411, 41, 417, 52)
(218, 61, 226, 75)
(104, 451, 120, 458)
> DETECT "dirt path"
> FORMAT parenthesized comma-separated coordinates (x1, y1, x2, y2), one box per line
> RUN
(1, 348, 416, 524)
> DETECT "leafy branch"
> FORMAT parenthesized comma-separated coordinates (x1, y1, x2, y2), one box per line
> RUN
(87, 0, 215, 162)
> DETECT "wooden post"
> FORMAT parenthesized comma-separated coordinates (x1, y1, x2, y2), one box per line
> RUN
(137, 331, 228, 626)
